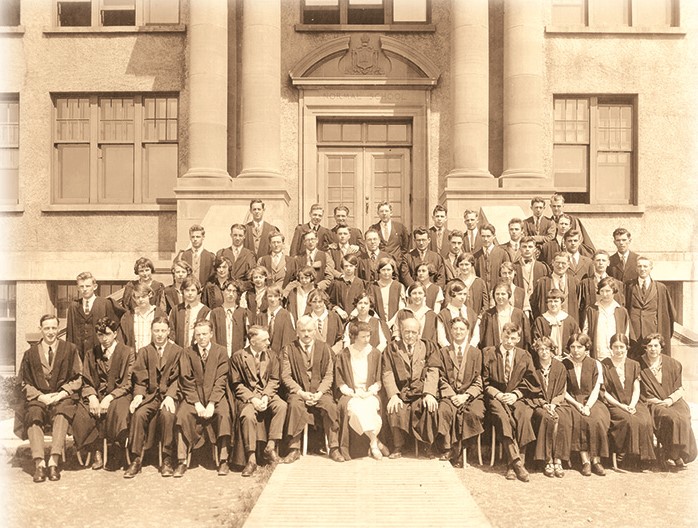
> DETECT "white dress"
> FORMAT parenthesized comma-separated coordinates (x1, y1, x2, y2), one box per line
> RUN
(344, 345, 382, 436)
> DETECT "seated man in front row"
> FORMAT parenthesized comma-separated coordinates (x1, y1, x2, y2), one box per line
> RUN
(230, 325, 287, 477)
(282, 316, 344, 464)
(18, 314, 82, 483)
(482, 322, 541, 482)
(124, 316, 183, 478)
(382, 317, 439, 458)
(175, 320, 232, 477)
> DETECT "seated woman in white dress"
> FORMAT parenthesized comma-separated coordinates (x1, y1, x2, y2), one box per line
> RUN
(334, 321, 386, 460)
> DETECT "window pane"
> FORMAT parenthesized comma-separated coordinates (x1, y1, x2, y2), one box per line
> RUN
(0, 148, 19, 203)
(142, 143, 177, 202)
(591, 0, 629, 26)
(393, 0, 427, 22)
(99, 144, 134, 203)
(596, 152, 631, 204)
(554, 98, 589, 144)
(144, 0, 179, 24)
(57, 1, 91, 26)
(348, 0, 385, 24)
(634, 0, 675, 27)
(100, 98, 134, 142)
(320, 123, 341, 142)
(553, 145, 588, 191)
(303, 0, 339, 24)
(56, 144, 90, 202)
(56, 97, 90, 142)
(0, 321, 16, 370)
(387, 124, 409, 142)
(551, 0, 586, 26)
(367, 124, 387, 142)
(0, 0, 20, 26)
(342, 124, 362, 142)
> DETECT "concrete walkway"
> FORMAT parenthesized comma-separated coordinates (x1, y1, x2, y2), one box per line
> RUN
(244, 455, 492, 528)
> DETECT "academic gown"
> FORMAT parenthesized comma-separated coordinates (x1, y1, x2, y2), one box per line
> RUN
(479, 307, 531, 350)
(625, 280, 676, 356)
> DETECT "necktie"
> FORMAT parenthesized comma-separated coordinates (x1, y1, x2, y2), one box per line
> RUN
(192, 251, 201, 278)
(534, 217, 539, 232)
(83, 300, 90, 314)
(436, 228, 443, 252)
(304, 345, 312, 369)
(621, 253, 626, 268)
(48, 346, 54, 366)
(504, 351, 512, 383)
(406, 344, 413, 358)
(157, 346, 164, 359)
(268, 313, 275, 334)
(382, 223, 389, 241)
(456, 345, 463, 363)
(317, 317, 324, 337)
(272, 253, 281, 268)
(233, 247, 239, 260)
(371, 252, 376, 261)
(641, 280, 648, 296)
(201, 347, 208, 362)
(468, 231, 474, 250)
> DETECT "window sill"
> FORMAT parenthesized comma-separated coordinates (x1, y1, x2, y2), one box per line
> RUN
(546, 26, 685, 36)
(0, 26, 25, 35)
(0, 204, 24, 213)
(295, 23, 435, 33)
(43, 24, 186, 35)
(564, 204, 645, 215)
(42, 203, 176, 213)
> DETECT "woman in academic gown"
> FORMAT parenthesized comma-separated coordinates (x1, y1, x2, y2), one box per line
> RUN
(480, 280, 531, 350)
(534, 288, 580, 360)
(639, 333, 697, 469)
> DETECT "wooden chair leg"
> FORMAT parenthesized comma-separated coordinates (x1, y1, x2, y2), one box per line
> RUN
(213, 444, 220, 466)
(612, 452, 618, 470)
(477, 433, 483, 466)
(302, 424, 309, 456)
(103, 438, 108, 467)
(415, 440, 419, 459)
(158, 441, 163, 468)
(186, 450, 192, 467)
(125, 438, 131, 466)
(463, 446, 468, 468)
(490, 426, 496, 467)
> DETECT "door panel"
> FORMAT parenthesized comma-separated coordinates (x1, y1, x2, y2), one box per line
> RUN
(318, 147, 411, 233)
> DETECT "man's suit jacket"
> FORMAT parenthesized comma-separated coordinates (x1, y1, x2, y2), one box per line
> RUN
(66, 296, 121, 359)
(179, 343, 229, 406)
(369, 221, 411, 261)
(210, 306, 248, 356)
(258, 254, 297, 290)
(548, 214, 595, 257)
(216, 246, 257, 283)
(428, 226, 452, 258)
(358, 250, 393, 282)
(473, 246, 511, 292)
(578, 275, 625, 326)
(463, 229, 483, 254)
(290, 223, 334, 256)
(254, 308, 296, 355)
(428, 344, 483, 399)
(81, 342, 134, 401)
(230, 346, 281, 402)
(382, 339, 438, 400)
(281, 340, 334, 395)
(443, 252, 461, 282)
(400, 249, 446, 287)
(539, 238, 563, 269)
(168, 303, 211, 348)
(482, 346, 540, 400)
(499, 241, 523, 264)
(132, 341, 183, 404)
(513, 260, 549, 300)
(523, 215, 556, 243)
(608, 251, 639, 283)
(177, 248, 216, 286)
(244, 220, 278, 259)
(294, 249, 334, 290)
(330, 225, 364, 248)
(529, 273, 581, 322)
(567, 254, 595, 281)
(625, 279, 675, 354)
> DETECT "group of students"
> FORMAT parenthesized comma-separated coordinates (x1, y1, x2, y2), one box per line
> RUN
(16, 195, 694, 484)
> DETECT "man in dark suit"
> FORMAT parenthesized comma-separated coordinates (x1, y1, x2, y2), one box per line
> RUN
(513, 237, 549, 320)
(230, 325, 287, 476)
(244, 199, 278, 259)
(382, 317, 439, 457)
(625, 257, 676, 357)
(549, 193, 595, 257)
(428, 204, 451, 258)
(539, 214, 572, 269)
(281, 316, 345, 464)
(176, 224, 216, 286)
(563, 229, 594, 281)
(217, 223, 256, 284)
(608, 227, 639, 283)
(400, 227, 447, 288)
(66, 271, 121, 360)
(71, 317, 134, 472)
(578, 250, 625, 327)
(257, 230, 297, 293)
(474, 223, 511, 292)
(530, 252, 581, 321)
(482, 322, 541, 482)
(370, 201, 411, 262)
(290, 203, 334, 256)
(358, 229, 392, 282)
(523, 196, 556, 245)
(18, 315, 82, 483)
(174, 320, 232, 477)
(444, 230, 465, 282)
(294, 230, 335, 290)
(330, 205, 363, 251)
(500, 218, 525, 264)
(124, 316, 183, 478)
(462, 209, 484, 254)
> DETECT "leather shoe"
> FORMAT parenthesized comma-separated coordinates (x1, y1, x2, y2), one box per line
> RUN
(217, 461, 230, 476)
(123, 457, 142, 479)
(283, 449, 301, 464)
(48, 465, 61, 482)
(592, 462, 606, 476)
(160, 457, 174, 478)
(554, 463, 565, 478)
(513, 459, 529, 482)
(33, 465, 47, 483)
(173, 462, 187, 478)
(329, 448, 345, 463)
(505, 467, 516, 480)
(241, 460, 257, 477)
(439, 449, 452, 461)
(263, 445, 280, 464)
(91, 449, 104, 470)
(580, 462, 592, 476)
(674, 457, 686, 470)
(544, 463, 555, 478)
(388, 448, 403, 460)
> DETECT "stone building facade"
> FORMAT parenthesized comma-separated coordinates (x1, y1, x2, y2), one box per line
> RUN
(0, 0, 696, 371)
